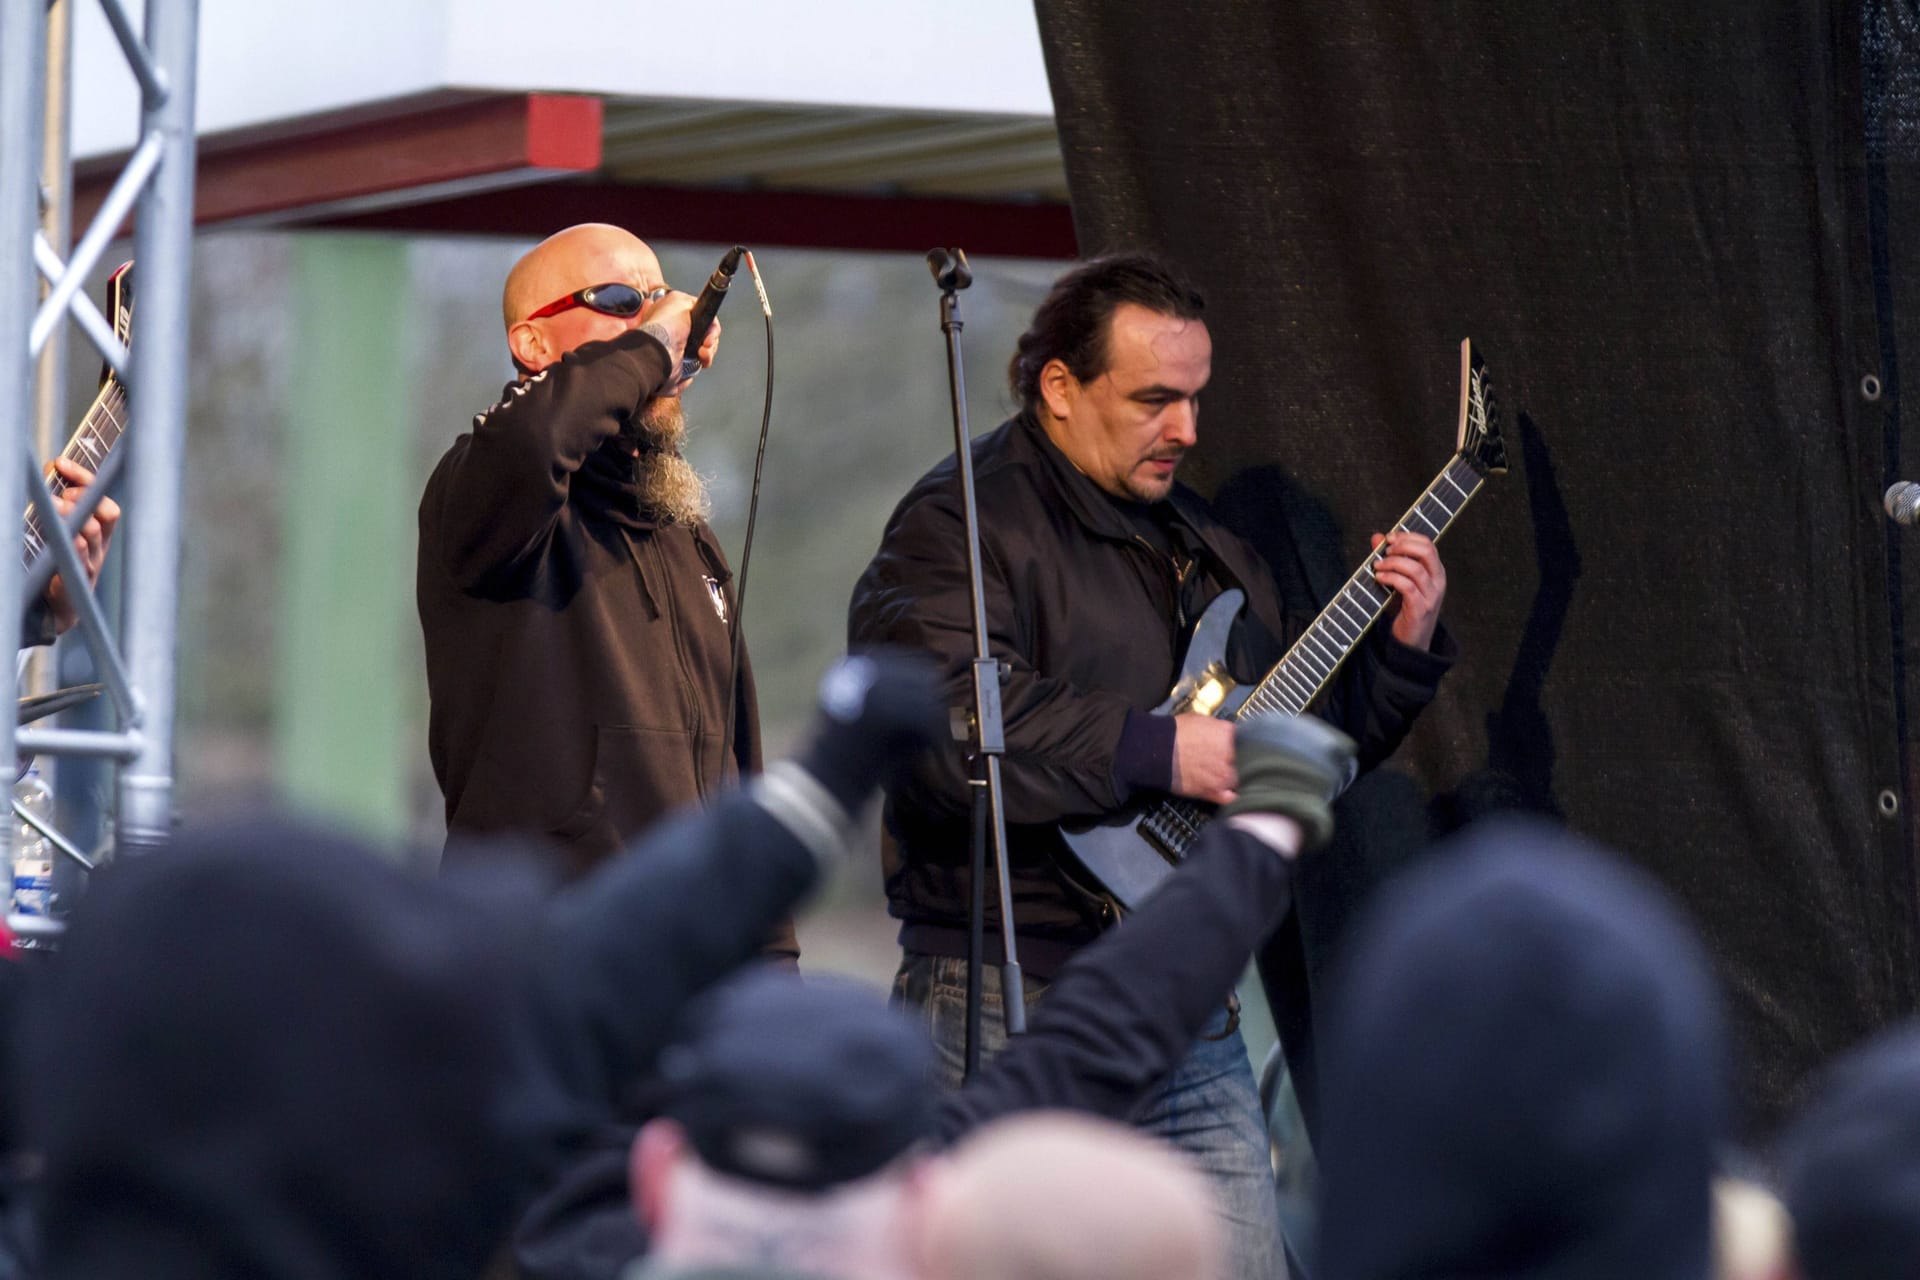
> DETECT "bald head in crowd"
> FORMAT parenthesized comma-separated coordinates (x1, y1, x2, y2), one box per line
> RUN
(633, 1110, 1220, 1280)
(916, 1113, 1220, 1280)
(628, 970, 1227, 1280)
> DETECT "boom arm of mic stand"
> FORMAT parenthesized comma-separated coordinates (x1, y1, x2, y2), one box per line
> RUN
(934, 276, 1026, 1088)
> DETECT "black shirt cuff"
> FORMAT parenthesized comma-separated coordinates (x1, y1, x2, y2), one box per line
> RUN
(1370, 621, 1458, 684)
(19, 598, 55, 650)
(1113, 709, 1177, 793)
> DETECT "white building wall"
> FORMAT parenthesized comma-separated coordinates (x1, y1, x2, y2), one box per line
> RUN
(71, 0, 1052, 159)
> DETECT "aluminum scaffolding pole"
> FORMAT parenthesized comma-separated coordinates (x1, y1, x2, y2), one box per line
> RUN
(118, 0, 199, 857)
(0, 3, 51, 876)
(0, 0, 200, 917)
(31, 0, 73, 703)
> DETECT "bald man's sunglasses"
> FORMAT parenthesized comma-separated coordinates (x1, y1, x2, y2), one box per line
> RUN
(526, 282, 667, 321)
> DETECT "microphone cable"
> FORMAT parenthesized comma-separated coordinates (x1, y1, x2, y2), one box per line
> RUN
(717, 251, 774, 783)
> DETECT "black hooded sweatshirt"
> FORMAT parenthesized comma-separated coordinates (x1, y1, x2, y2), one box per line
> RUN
(416, 329, 792, 955)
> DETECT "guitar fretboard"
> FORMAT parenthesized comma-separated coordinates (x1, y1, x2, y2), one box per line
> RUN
(1238, 453, 1485, 719)
(1139, 453, 1489, 857)
(23, 380, 127, 569)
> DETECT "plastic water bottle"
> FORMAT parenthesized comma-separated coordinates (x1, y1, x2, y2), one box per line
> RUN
(12, 768, 54, 918)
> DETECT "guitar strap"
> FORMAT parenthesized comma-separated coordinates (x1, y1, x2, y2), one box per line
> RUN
(1167, 531, 1281, 688)
(1122, 514, 1248, 1037)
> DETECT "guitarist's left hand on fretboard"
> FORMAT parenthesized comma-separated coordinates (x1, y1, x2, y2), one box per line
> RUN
(40, 458, 121, 637)
(1369, 531, 1447, 651)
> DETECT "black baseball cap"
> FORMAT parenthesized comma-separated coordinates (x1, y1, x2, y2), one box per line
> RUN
(657, 970, 939, 1192)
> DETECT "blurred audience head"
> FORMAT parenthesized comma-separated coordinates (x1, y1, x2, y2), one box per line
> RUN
(1318, 818, 1726, 1280)
(632, 970, 1222, 1280)
(27, 815, 535, 1280)
(631, 970, 939, 1279)
(914, 1111, 1220, 1280)
(1712, 1177, 1794, 1280)
(1776, 1020, 1920, 1280)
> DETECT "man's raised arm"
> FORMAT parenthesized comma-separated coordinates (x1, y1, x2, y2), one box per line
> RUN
(936, 714, 1356, 1139)
(426, 293, 694, 590)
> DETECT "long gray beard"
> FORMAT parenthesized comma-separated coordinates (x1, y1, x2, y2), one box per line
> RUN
(634, 398, 711, 526)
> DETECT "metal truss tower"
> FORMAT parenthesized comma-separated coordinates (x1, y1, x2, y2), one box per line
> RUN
(0, 0, 200, 936)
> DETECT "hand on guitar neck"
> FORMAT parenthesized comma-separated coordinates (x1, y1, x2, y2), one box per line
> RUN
(1059, 340, 1495, 912)
(1369, 530, 1447, 651)
(1170, 531, 1445, 807)
(42, 457, 120, 636)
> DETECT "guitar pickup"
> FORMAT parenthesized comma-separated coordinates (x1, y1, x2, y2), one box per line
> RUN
(1171, 663, 1234, 717)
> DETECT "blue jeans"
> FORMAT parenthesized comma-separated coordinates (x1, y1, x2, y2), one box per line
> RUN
(893, 952, 1286, 1280)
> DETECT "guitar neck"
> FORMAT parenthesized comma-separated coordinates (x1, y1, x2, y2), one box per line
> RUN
(23, 380, 128, 568)
(1235, 454, 1488, 720)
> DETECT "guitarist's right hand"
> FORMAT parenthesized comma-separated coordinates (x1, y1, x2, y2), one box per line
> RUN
(1171, 713, 1238, 806)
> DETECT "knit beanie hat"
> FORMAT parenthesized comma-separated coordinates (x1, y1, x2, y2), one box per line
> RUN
(1318, 819, 1724, 1280)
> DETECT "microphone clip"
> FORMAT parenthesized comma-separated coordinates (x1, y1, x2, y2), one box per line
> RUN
(926, 247, 973, 293)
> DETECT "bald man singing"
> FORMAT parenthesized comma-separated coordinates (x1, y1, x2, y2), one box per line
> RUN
(417, 225, 795, 957)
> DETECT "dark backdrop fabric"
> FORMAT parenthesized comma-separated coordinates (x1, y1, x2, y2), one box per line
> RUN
(1035, 0, 1920, 1134)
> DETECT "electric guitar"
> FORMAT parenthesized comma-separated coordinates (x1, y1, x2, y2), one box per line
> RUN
(24, 261, 133, 570)
(1058, 339, 1507, 911)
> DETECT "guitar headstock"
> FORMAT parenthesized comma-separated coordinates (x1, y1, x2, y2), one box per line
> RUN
(1455, 338, 1508, 476)
(101, 261, 133, 387)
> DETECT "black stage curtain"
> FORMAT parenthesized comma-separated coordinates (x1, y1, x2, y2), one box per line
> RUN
(1035, 0, 1920, 1135)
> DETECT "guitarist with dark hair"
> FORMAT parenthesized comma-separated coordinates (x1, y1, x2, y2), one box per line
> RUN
(848, 252, 1458, 1280)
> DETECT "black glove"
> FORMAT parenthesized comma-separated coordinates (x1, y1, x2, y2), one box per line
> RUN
(794, 650, 947, 815)
(1219, 713, 1357, 850)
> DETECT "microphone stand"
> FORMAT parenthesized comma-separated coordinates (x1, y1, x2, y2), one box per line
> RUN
(926, 248, 1025, 1081)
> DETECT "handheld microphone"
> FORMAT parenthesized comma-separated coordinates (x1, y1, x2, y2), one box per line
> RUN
(1885, 481, 1920, 526)
(679, 246, 745, 382)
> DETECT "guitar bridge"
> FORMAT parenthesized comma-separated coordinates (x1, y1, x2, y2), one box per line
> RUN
(1136, 817, 1180, 863)
(1138, 800, 1208, 864)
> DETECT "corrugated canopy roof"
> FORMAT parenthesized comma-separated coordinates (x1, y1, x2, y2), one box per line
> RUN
(597, 99, 1068, 203)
